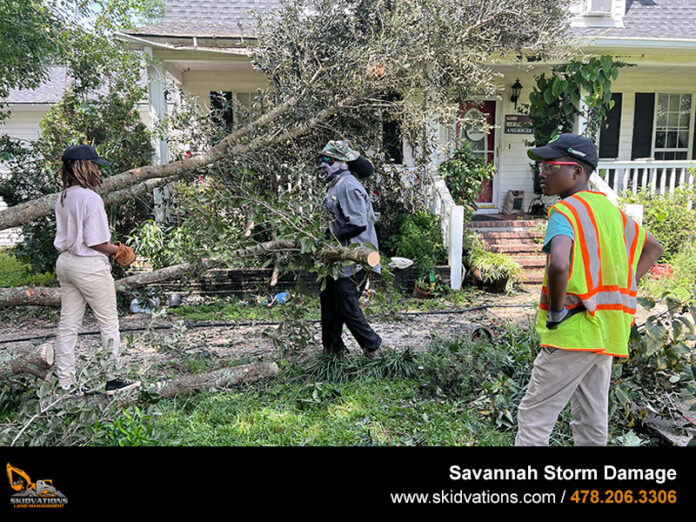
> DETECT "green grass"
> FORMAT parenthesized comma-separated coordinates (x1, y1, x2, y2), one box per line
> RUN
(150, 377, 513, 446)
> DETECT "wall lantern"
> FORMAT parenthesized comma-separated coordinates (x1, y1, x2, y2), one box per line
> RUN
(510, 78, 523, 109)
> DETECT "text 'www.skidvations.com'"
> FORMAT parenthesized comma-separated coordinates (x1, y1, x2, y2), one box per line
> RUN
(390, 489, 564, 505)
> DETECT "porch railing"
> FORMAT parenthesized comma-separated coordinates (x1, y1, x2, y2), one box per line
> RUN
(422, 168, 465, 290)
(596, 160, 696, 196)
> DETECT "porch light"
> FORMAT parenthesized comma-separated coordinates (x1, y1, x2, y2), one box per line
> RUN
(510, 79, 523, 109)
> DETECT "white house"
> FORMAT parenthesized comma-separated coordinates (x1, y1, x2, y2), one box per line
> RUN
(2, 0, 695, 279)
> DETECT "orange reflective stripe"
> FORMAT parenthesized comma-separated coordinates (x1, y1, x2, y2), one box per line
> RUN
(559, 197, 601, 291)
(575, 195, 603, 285)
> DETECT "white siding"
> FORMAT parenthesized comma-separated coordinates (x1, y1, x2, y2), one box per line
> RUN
(0, 106, 50, 248)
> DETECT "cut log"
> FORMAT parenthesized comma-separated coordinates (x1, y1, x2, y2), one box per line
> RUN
(0, 343, 55, 381)
(0, 240, 380, 307)
(156, 361, 279, 398)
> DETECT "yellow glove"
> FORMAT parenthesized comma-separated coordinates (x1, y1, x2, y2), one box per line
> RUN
(115, 242, 136, 268)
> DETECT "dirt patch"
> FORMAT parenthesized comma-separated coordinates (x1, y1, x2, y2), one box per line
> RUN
(0, 289, 540, 378)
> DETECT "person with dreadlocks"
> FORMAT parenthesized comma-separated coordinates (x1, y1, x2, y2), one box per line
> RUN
(53, 144, 139, 395)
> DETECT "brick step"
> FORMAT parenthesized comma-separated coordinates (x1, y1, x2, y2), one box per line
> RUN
(510, 255, 547, 268)
(519, 269, 545, 284)
(467, 219, 546, 229)
(488, 243, 543, 254)
(479, 230, 545, 241)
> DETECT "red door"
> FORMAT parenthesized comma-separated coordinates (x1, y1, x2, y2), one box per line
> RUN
(456, 100, 496, 204)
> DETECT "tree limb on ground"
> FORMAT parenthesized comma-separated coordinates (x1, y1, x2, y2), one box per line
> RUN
(0, 240, 380, 307)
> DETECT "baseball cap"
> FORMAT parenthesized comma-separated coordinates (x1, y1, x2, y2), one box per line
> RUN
(527, 133, 598, 170)
(61, 144, 111, 165)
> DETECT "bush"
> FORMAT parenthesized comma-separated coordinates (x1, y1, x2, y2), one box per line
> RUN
(620, 186, 696, 261)
(0, 251, 56, 287)
(639, 239, 696, 301)
(438, 141, 495, 220)
(385, 211, 447, 272)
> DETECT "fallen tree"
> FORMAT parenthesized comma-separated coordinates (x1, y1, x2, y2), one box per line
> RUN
(156, 361, 279, 398)
(0, 343, 55, 382)
(0, 240, 381, 307)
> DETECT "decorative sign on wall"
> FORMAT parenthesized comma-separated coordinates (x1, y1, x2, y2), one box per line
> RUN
(504, 114, 533, 134)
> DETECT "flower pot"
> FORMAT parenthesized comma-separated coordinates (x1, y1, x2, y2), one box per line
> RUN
(413, 283, 431, 298)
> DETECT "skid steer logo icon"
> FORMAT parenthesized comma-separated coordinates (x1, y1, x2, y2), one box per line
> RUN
(6, 463, 68, 508)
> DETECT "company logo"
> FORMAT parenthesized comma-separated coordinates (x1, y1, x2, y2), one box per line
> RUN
(6, 463, 68, 509)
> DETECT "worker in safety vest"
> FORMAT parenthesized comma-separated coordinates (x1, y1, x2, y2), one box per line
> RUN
(515, 133, 664, 446)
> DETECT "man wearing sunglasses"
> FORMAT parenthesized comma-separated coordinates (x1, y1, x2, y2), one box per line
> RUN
(319, 140, 382, 359)
(515, 133, 664, 446)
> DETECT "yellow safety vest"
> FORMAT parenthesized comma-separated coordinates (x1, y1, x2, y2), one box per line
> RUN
(537, 191, 647, 357)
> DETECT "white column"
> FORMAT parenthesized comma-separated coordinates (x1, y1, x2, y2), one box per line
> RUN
(144, 46, 171, 223)
(449, 205, 464, 290)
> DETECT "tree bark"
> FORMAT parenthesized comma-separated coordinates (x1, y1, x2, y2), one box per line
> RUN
(156, 361, 279, 398)
(0, 241, 379, 307)
(0, 343, 55, 381)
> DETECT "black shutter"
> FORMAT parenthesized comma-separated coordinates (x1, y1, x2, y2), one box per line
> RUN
(631, 93, 655, 160)
(599, 93, 622, 159)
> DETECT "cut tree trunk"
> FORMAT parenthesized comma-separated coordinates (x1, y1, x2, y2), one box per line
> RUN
(0, 241, 379, 307)
(0, 343, 55, 381)
(156, 362, 279, 398)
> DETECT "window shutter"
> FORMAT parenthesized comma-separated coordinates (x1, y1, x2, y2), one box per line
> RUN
(631, 93, 655, 160)
(599, 93, 622, 159)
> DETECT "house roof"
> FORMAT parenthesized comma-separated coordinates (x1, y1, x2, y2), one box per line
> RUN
(5, 66, 70, 104)
(572, 0, 696, 41)
(127, 0, 282, 38)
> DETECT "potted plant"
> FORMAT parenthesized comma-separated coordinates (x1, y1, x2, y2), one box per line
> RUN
(413, 267, 437, 298)
(465, 233, 522, 293)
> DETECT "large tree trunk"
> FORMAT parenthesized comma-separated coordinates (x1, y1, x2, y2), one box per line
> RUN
(156, 362, 279, 398)
(0, 241, 379, 307)
(0, 343, 55, 381)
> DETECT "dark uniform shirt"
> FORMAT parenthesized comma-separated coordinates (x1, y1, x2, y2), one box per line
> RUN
(323, 170, 380, 278)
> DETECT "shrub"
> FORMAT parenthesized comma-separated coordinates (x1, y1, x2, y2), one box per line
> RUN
(385, 211, 447, 272)
(620, 186, 696, 261)
(438, 141, 495, 220)
(639, 239, 696, 301)
(0, 251, 56, 287)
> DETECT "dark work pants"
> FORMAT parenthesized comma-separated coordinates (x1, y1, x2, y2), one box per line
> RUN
(320, 270, 382, 353)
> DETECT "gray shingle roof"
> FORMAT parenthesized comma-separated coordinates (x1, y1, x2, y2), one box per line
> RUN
(572, 0, 696, 40)
(5, 66, 70, 104)
(128, 0, 282, 38)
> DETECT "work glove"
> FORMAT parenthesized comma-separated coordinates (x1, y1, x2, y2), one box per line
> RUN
(115, 241, 136, 268)
(546, 307, 569, 330)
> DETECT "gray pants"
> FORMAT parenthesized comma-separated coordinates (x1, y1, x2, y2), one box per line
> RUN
(515, 347, 613, 446)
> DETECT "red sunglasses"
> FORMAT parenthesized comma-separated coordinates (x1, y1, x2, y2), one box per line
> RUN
(538, 161, 581, 173)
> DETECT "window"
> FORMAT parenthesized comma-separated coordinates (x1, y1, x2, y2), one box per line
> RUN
(382, 92, 403, 164)
(581, 0, 613, 15)
(209, 91, 255, 131)
(654, 93, 692, 160)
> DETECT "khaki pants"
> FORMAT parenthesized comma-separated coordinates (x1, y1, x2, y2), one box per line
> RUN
(515, 347, 613, 446)
(54, 252, 120, 387)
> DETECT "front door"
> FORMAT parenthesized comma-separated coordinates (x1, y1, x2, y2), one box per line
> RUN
(457, 100, 496, 206)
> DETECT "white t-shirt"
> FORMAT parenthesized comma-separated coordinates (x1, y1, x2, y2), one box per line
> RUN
(54, 186, 111, 261)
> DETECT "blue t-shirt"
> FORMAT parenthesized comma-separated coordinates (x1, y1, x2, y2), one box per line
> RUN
(542, 211, 574, 254)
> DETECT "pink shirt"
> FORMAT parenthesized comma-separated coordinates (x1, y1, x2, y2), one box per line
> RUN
(54, 186, 111, 261)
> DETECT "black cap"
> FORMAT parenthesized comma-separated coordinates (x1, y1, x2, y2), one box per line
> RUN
(61, 144, 110, 165)
(527, 133, 598, 170)
(347, 156, 374, 179)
